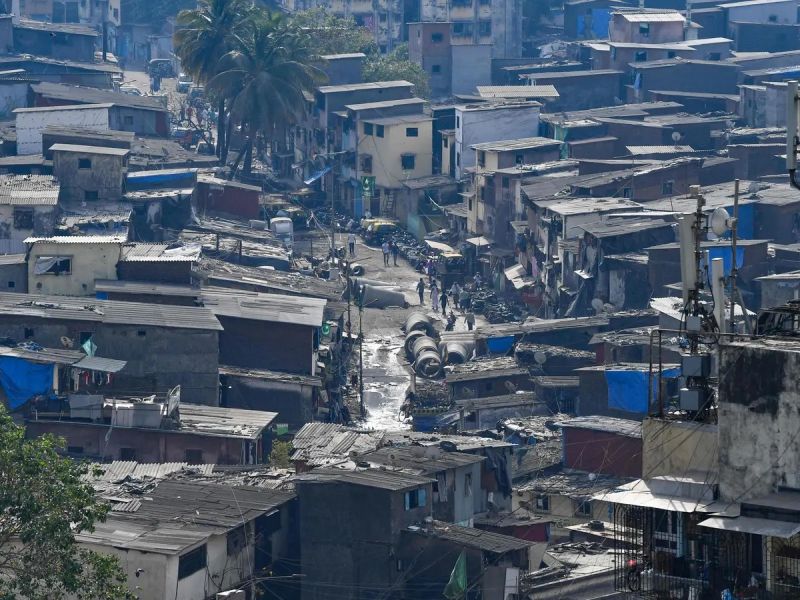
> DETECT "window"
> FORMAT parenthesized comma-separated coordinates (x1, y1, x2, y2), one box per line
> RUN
(535, 495, 550, 511)
(443, 136, 448, 148)
(113, 7, 119, 19)
(78, 158, 91, 169)
(401, 154, 416, 170)
(360, 154, 373, 173)
(667, 51, 676, 59)
(376, 125, 385, 138)
(379, 11, 386, 21)
(478, 150, 486, 167)
(575, 499, 592, 516)
(178, 545, 207, 579)
(639, 22, 650, 37)
(119, 448, 136, 460)
(515, 153, 524, 165)
(227, 525, 247, 556)
(468, 197, 473, 211)
(137, 330, 147, 337)
(432, 64, 441, 73)
(7, 281, 14, 289)
(34, 256, 71, 275)
(67, 446, 84, 454)
(662, 180, 674, 195)
(478, 20, 491, 37)
(24, 327, 33, 339)
(502, 176, 510, 189)
(85, 191, 98, 201)
(13, 208, 33, 230)
(768, 14, 778, 22)
(622, 187, 631, 198)
(465, 473, 472, 496)
(404, 488, 427, 510)
(406, 127, 419, 137)
(364, 122, 373, 136)
(456, 116, 460, 128)
(634, 51, 648, 62)
(709, 52, 721, 61)
(185, 449, 203, 464)
(456, 152, 460, 166)
(431, 32, 443, 43)
(123, 115, 134, 127)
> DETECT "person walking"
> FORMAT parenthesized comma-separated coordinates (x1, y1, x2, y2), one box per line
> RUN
(440, 289, 448, 314)
(348, 232, 356, 257)
(382, 240, 390, 266)
(431, 282, 440, 313)
(465, 310, 475, 331)
(416, 278, 425, 305)
(391, 240, 400, 266)
(449, 282, 461, 307)
(459, 288, 471, 311)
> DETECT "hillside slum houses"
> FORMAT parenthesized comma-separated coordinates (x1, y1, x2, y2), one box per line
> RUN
(5, 0, 800, 598)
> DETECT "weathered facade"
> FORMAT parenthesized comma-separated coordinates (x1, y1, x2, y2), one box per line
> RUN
(51, 144, 128, 203)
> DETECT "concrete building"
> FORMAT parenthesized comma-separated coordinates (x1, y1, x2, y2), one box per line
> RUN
(51, 144, 129, 203)
(454, 102, 540, 181)
(720, 0, 797, 30)
(0, 174, 60, 254)
(26, 235, 124, 296)
(295, 468, 434, 600)
(407, 22, 493, 99)
(77, 480, 295, 600)
(0, 291, 222, 404)
(608, 9, 686, 43)
(11, 19, 98, 62)
(14, 103, 111, 155)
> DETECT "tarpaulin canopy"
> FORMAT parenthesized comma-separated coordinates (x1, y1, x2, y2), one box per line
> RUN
(0, 356, 54, 410)
(698, 516, 800, 538)
(606, 367, 680, 413)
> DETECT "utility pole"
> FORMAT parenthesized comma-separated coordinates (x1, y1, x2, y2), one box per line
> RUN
(358, 285, 365, 419)
(730, 179, 740, 334)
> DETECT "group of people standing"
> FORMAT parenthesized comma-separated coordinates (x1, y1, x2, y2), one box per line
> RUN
(416, 278, 476, 331)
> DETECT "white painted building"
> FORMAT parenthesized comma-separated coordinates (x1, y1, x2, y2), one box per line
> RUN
(720, 0, 797, 25)
(14, 103, 112, 155)
(454, 102, 541, 181)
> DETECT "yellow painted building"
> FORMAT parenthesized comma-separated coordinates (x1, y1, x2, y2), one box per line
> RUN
(26, 236, 124, 296)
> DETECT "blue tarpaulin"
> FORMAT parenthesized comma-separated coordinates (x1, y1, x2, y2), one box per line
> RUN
(707, 247, 744, 277)
(0, 356, 54, 410)
(606, 368, 680, 413)
(487, 336, 515, 354)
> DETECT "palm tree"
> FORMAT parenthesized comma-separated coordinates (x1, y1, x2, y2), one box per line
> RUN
(173, 0, 251, 162)
(209, 13, 325, 177)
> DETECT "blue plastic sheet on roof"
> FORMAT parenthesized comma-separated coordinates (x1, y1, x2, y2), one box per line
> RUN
(0, 356, 54, 411)
(486, 336, 515, 354)
(606, 367, 680, 414)
(707, 247, 744, 277)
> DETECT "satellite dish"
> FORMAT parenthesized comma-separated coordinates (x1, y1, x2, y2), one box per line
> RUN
(710, 207, 732, 237)
(591, 298, 604, 314)
(533, 351, 548, 365)
(671, 131, 681, 145)
(748, 181, 760, 196)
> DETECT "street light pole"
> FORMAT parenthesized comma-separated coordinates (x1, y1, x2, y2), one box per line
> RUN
(358, 285, 365, 419)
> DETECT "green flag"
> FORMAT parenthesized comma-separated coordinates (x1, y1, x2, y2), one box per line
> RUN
(443, 551, 467, 599)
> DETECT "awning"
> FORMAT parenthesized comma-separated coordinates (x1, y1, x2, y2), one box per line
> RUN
(425, 240, 456, 253)
(303, 166, 331, 185)
(698, 516, 800, 539)
(598, 480, 731, 514)
(504, 264, 536, 290)
(466, 236, 492, 247)
(73, 356, 128, 373)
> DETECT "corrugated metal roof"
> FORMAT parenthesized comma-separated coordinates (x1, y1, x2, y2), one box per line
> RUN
(73, 355, 127, 373)
(201, 289, 326, 327)
(626, 145, 695, 154)
(615, 10, 685, 21)
(410, 521, 535, 553)
(317, 80, 413, 93)
(0, 291, 223, 330)
(0, 174, 59, 206)
(17, 18, 98, 35)
(344, 97, 426, 111)
(476, 85, 560, 98)
(119, 243, 201, 262)
(25, 235, 126, 244)
(291, 423, 384, 466)
(471, 136, 562, 152)
(49, 143, 130, 156)
(178, 404, 277, 439)
(32, 82, 168, 112)
(362, 446, 484, 474)
(558, 415, 642, 438)
(294, 468, 433, 491)
(14, 103, 114, 113)
(94, 279, 200, 297)
(0, 344, 84, 364)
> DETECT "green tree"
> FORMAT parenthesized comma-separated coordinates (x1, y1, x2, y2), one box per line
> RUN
(363, 44, 430, 99)
(291, 9, 377, 55)
(0, 406, 132, 600)
(210, 13, 325, 176)
(174, 0, 252, 162)
(269, 440, 291, 468)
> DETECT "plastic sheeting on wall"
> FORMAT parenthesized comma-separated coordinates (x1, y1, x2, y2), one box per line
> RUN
(0, 356, 55, 410)
(606, 367, 680, 414)
(707, 247, 744, 277)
